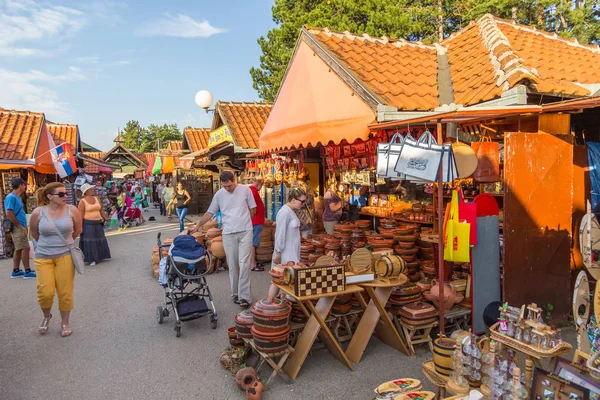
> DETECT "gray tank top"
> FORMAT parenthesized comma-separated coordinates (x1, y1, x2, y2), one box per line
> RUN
(35, 206, 74, 259)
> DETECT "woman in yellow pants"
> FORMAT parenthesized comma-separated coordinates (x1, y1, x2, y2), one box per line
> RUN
(29, 182, 82, 336)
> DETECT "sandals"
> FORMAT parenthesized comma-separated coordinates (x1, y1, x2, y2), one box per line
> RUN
(239, 299, 250, 308)
(251, 263, 265, 272)
(61, 325, 72, 337)
(233, 296, 240, 305)
(39, 314, 52, 335)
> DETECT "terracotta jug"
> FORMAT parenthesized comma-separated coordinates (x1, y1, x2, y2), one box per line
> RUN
(246, 381, 265, 400)
(235, 367, 257, 391)
(210, 236, 225, 258)
(424, 279, 463, 311)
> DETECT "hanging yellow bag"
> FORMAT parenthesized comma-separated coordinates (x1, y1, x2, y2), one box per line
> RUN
(444, 190, 471, 263)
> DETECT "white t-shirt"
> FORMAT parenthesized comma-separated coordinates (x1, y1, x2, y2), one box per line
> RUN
(207, 185, 256, 234)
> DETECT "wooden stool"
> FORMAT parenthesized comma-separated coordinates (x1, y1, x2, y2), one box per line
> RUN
(329, 309, 363, 343)
(393, 315, 437, 356)
(244, 339, 294, 385)
(443, 306, 471, 335)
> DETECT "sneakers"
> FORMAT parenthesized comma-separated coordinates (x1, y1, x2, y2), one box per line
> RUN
(23, 270, 37, 279)
(11, 270, 36, 279)
(11, 270, 25, 279)
(89, 262, 96, 267)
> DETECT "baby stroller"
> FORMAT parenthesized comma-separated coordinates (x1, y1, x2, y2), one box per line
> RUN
(125, 207, 143, 226)
(156, 233, 217, 337)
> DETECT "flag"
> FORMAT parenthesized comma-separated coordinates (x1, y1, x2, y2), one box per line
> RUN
(51, 143, 77, 178)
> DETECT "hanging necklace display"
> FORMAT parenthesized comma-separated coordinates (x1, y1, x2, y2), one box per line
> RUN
(579, 200, 600, 280)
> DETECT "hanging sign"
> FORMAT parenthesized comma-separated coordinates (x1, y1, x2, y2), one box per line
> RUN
(208, 125, 234, 148)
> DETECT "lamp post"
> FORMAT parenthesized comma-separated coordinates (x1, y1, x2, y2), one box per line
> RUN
(195, 90, 214, 113)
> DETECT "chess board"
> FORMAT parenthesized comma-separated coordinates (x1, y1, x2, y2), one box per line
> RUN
(294, 264, 345, 297)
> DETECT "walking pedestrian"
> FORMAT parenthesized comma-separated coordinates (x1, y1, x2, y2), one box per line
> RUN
(108, 205, 120, 230)
(29, 182, 83, 337)
(116, 186, 128, 230)
(77, 183, 111, 266)
(156, 180, 166, 216)
(168, 182, 191, 232)
(268, 187, 305, 297)
(134, 187, 146, 224)
(4, 177, 36, 279)
(190, 171, 256, 308)
(143, 184, 151, 212)
(163, 181, 175, 221)
(249, 176, 265, 272)
(292, 181, 315, 239)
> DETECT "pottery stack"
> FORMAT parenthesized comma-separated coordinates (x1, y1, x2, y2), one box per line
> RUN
(234, 309, 254, 339)
(332, 293, 353, 314)
(286, 294, 307, 324)
(313, 196, 324, 233)
(206, 227, 225, 258)
(393, 225, 420, 282)
(388, 283, 423, 314)
(251, 297, 292, 354)
(397, 301, 437, 325)
(256, 219, 275, 264)
(151, 237, 172, 278)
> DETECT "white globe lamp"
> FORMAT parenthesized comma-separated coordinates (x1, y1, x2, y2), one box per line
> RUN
(195, 90, 214, 111)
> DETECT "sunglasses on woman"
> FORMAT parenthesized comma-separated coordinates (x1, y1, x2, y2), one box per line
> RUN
(49, 192, 67, 198)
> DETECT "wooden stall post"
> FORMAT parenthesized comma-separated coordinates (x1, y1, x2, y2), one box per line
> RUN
(437, 120, 445, 334)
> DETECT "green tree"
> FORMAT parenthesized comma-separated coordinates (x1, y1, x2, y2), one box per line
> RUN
(251, 0, 600, 102)
(120, 120, 146, 152)
(141, 123, 183, 152)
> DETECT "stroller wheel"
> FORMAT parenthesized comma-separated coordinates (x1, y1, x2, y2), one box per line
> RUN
(210, 316, 218, 330)
(175, 322, 181, 337)
(163, 308, 169, 318)
(156, 306, 164, 324)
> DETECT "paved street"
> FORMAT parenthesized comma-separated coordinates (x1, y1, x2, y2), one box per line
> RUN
(0, 208, 574, 400)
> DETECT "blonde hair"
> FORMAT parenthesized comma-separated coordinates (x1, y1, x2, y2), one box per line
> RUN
(36, 182, 66, 206)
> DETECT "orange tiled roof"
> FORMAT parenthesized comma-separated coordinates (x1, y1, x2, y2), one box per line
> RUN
(0, 108, 45, 160)
(306, 27, 439, 111)
(47, 123, 79, 153)
(167, 140, 182, 151)
(82, 152, 106, 174)
(217, 101, 272, 149)
(83, 151, 105, 159)
(183, 127, 211, 152)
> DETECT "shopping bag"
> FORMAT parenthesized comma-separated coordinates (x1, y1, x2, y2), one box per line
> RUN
(458, 188, 478, 245)
(376, 132, 404, 178)
(471, 139, 500, 182)
(395, 131, 446, 182)
(443, 190, 471, 262)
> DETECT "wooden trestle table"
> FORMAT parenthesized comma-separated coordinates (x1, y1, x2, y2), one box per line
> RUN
(345, 276, 410, 363)
(274, 283, 365, 379)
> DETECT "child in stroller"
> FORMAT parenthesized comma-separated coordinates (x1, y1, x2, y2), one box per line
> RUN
(156, 233, 217, 337)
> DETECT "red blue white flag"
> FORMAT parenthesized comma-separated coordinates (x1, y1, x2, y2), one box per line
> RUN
(51, 143, 77, 178)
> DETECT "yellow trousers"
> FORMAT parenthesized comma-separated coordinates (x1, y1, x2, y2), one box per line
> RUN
(35, 254, 75, 311)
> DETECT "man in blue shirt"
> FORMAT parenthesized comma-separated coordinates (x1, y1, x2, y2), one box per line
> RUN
(348, 184, 369, 222)
(4, 177, 35, 279)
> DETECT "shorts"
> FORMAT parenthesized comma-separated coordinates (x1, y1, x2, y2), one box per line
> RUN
(252, 224, 263, 247)
(11, 224, 30, 251)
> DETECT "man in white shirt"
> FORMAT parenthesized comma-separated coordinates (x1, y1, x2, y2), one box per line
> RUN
(190, 171, 256, 307)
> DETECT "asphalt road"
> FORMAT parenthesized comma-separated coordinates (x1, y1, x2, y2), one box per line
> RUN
(0, 208, 576, 400)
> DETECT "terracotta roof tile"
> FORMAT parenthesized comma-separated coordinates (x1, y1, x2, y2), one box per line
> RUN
(307, 27, 439, 111)
(47, 123, 79, 153)
(217, 101, 272, 149)
(183, 127, 211, 152)
(82, 152, 106, 174)
(167, 140, 182, 151)
(0, 108, 45, 161)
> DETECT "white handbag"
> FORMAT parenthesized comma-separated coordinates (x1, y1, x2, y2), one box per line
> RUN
(394, 131, 458, 182)
(376, 133, 405, 178)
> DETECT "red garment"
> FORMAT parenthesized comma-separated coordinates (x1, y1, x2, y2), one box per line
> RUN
(249, 185, 265, 226)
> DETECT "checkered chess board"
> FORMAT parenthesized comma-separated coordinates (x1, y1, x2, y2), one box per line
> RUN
(294, 265, 345, 297)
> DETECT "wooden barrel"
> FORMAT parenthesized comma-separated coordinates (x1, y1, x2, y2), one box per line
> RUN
(375, 255, 406, 277)
(433, 338, 457, 376)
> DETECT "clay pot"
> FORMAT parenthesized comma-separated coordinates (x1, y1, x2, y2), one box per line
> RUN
(416, 279, 432, 291)
(424, 279, 464, 311)
(332, 303, 352, 314)
(235, 367, 257, 391)
(202, 220, 218, 233)
(206, 227, 222, 239)
(246, 381, 265, 400)
(228, 326, 238, 339)
(251, 325, 291, 354)
(251, 297, 291, 334)
(192, 232, 205, 246)
(235, 309, 254, 339)
(210, 236, 226, 258)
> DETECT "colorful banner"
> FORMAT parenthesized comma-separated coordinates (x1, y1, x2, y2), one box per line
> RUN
(208, 125, 234, 148)
(51, 143, 77, 178)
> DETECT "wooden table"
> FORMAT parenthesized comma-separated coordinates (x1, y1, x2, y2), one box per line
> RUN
(345, 276, 410, 363)
(274, 283, 364, 380)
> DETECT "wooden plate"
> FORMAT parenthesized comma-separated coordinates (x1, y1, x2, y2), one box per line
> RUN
(314, 255, 335, 266)
(579, 211, 600, 280)
(350, 248, 372, 274)
(572, 270, 590, 327)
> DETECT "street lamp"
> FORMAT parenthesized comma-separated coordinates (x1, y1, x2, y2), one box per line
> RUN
(195, 90, 214, 113)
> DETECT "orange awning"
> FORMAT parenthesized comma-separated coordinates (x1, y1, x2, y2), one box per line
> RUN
(259, 40, 376, 153)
